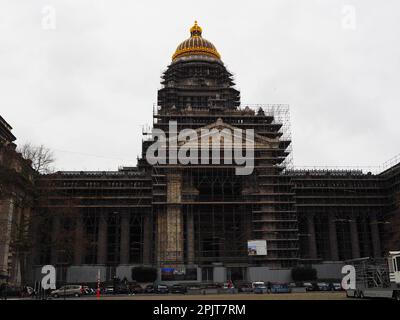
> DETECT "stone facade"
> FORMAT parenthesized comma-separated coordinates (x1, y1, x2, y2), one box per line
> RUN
(0, 116, 34, 286)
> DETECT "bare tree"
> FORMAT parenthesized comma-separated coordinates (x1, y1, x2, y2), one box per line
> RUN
(18, 143, 55, 174)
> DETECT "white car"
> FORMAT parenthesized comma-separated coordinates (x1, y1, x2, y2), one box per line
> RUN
(303, 282, 314, 291)
(51, 285, 83, 298)
(252, 281, 265, 288)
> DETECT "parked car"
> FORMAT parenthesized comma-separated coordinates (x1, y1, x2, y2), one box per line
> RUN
(86, 287, 96, 295)
(51, 285, 83, 298)
(316, 282, 330, 291)
(115, 285, 129, 294)
(237, 283, 253, 293)
(144, 284, 155, 293)
(129, 284, 144, 294)
(155, 284, 169, 294)
(203, 283, 219, 289)
(104, 286, 115, 294)
(185, 283, 202, 292)
(170, 284, 186, 294)
(270, 284, 291, 294)
(82, 286, 96, 295)
(252, 281, 266, 288)
(328, 282, 342, 291)
(253, 285, 268, 294)
(303, 282, 314, 291)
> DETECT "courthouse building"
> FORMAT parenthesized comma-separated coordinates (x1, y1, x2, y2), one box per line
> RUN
(1, 22, 399, 285)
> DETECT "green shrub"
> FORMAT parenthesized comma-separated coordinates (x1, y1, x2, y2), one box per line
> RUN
(131, 267, 157, 282)
(291, 267, 317, 281)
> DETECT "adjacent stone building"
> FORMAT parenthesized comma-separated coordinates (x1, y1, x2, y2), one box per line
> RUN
(0, 116, 34, 285)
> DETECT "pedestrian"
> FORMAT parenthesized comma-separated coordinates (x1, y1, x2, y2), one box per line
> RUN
(227, 280, 234, 294)
(0, 282, 6, 300)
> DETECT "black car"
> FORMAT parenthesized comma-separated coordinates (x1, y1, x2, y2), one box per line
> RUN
(170, 284, 186, 294)
(144, 284, 155, 293)
(328, 282, 342, 291)
(237, 283, 253, 293)
(129, 284, 144, 294)
(115, 285, 129, 294)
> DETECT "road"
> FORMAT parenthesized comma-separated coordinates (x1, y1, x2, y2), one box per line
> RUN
(72, 292, 349, 300)
(4, 292, 353, 300)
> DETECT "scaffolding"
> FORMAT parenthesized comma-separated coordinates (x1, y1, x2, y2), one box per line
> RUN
(287, 168, 391, 262)
(144, 98, 298, 269)
(35, 169, 153, 272)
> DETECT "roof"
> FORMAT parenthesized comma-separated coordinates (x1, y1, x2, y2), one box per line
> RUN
(0, 114, 16, 143)
(172, 21, 221, 61)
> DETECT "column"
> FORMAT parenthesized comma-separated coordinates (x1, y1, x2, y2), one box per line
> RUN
(29, 208, 39, 267)
(50, 214, 60, 265)
(166, 206, 184, 265)
(360, 217, 370, 256)
(307, 214, 318, 260)
(120, 213, 130, 265)
(25, 207, 39, 285)
(19, 207, 31, 285)
(73, 216, 84, 265)
(97, 213, 108, 265)
(157, 173, 184, 267)
(142, 214, 152, 265)
(370, 213, 382, 258)
(0, 199, 14, 277)
(156, 211, 166, 265)
(186, 209, 195, 265)
(328, 215, 339, 261)
(349, 217, 360, 259)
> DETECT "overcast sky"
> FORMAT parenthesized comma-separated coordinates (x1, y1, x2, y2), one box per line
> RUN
(1, 0, 399, 172)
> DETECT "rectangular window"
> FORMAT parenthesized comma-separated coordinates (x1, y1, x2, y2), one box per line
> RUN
(395, 256, 400, 272)
(201, 267, 213, 282)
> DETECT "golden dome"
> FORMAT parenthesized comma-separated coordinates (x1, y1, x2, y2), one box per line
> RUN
(172, 21, 221, 61)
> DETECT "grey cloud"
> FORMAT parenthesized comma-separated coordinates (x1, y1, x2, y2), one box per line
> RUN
(0, 0, 399, 170)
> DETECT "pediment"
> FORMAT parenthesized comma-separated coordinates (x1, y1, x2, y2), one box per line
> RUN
(168, 118, 278, 147)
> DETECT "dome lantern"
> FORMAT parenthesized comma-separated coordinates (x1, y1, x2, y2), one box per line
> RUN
(190, 20, 202, 37)
(172, 21, 221, 61)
